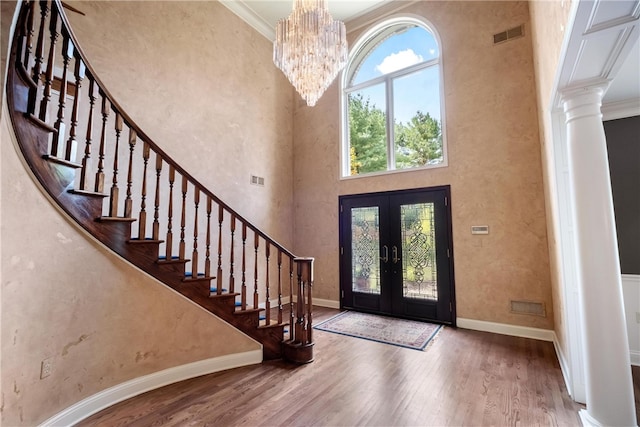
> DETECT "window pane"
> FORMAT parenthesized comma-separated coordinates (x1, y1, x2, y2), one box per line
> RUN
(348, 84, 387, 175)
(351, 26, 439, 86)
(400, 203, 438, 300)
(393, 66, 443, 170)
(351, 206, 381, 294)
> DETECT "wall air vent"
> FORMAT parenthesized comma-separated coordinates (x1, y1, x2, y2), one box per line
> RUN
(493, 24, 525, 45)
(510, 300, 546, 317)
(250, 175, 265, 186)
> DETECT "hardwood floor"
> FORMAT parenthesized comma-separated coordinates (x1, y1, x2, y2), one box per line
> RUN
(79, 307, 583, 426)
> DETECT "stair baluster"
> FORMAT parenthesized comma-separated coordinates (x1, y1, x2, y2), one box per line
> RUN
(27, 1, 48, 115)
(65, 53, 85, 162)
(229, 214, 236, 294)
(241, 224, 247, 310)
(38, 2, 57, 122)
(94, 94, 109, 193)
(123, 129, 136, 217)
(108, 113, 123, 217)
(165, 166, 175, 259)
(51, 30, 72, 157)
(78, 78, 95, 191)
(191, 187, 200, 278)
(204, 196, 212, 278)
(216, 205, 223, 295)
(153, 154, 162, 240)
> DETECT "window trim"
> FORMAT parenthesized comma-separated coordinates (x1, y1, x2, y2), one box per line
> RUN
(340, 14, 448, 179)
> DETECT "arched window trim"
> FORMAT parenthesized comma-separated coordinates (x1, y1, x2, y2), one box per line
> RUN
(340, 14, 448, 179)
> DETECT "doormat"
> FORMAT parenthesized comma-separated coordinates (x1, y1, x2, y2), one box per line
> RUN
(314, 311, 443, 351)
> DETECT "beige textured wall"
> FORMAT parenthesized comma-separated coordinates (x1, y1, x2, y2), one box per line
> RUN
(1, 1, 295, 425)
(528, 0, 574, 358)
(294, 1, 554, 329)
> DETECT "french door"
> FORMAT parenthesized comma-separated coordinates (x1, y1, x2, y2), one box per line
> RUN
(339, 186, 455, 324)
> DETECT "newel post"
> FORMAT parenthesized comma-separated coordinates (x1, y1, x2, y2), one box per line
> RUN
(282, 257, 314, 364)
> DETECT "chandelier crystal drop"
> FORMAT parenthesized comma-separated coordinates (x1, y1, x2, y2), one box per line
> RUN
(274, 0, 348, 107)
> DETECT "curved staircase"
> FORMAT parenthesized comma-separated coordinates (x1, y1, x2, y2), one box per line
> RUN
(6, 0, 314, 363)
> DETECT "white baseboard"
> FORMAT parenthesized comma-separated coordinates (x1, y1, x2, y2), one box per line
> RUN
(313, 298, 340, 309)
(287, 294, 340, 309)
(630, 350, 640, 367)
(552, 331, 573, 397)
(39, 350, 262, 427)
(456, 318, 555, 342)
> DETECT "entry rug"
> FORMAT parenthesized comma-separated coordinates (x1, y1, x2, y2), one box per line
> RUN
(314, 311, 442, 351)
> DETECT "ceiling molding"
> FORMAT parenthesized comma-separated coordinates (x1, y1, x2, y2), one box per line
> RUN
(345, 1, 420, 34)
(554, 0, 639, 109)
(219, 1, 275, 40)
(602, 98, 640, 121)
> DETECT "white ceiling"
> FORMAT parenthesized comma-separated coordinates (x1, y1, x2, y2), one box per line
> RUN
(221, 0, 639, 115)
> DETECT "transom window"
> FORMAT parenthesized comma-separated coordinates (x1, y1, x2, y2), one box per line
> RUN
(342, 18, 447, 177)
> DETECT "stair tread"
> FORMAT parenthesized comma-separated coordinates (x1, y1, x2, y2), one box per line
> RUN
(233, 307, 263, 315)
(97, 216, 137, 223)
(157, 256, 190, 264)
(42, 154, 82, 169)
(27, 114, 56, 133)
(68, 189, 108, 198)
(127, 238, 164, 244)
(182, 273, 214, 282)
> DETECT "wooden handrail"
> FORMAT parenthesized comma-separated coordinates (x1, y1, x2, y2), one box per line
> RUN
(7, 0, 314, 363)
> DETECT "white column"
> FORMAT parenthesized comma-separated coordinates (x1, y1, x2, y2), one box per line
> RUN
(562, 85, 636, 427)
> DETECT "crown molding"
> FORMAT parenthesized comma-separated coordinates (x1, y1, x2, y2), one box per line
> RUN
(602, 98, 640, 121)
(219, 1, 275, 40)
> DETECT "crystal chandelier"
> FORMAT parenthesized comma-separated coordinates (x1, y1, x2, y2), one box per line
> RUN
(274, 0, 348, 107)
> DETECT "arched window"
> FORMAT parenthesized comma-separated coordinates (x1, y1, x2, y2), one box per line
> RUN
(341, 17, 447, 177)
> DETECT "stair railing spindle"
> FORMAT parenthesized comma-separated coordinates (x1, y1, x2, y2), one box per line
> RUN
(108, 112, 123, 217)
(179, 176, 187, 259)
(78, 77, 95, 191)
(253, 232, 259, 309)
(51, 30, 73, 156)
(216, 205, 223, 295)
(204, 196, 212, 278)
(289, 257, 294, 340)
(138, 142, 150, 238)
(38, 3, 58, 122)
(65, 53, 85, 161)
(191, 188, 200, 278)
(28, 0, 48, 115)
(241, 224, 247, 310)
(94, 93, 109, 193)
(265, 242, 271, 324)
(123, 128, 136, 217)
(21, 2, 36, 72)
(229, 214, 236, 293)
(152, 154, 162, 239)
(277, 250, 283, 324)
(165, 166, 175, 260)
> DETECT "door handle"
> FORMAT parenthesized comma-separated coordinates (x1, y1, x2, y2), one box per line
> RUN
(381, 245, 389, 263)
(392, 246, 400, 264)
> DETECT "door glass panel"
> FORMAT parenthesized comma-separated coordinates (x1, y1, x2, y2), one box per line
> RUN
(400, 203, 437, 300)
(351, 207, 381, 294)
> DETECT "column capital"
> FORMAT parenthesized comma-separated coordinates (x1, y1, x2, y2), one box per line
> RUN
(560, 82, 609, 123)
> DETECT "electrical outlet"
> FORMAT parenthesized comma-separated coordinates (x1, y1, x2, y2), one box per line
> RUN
(40, 358, 52, 379)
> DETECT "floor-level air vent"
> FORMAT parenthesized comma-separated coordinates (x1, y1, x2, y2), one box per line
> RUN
(493, 25, 524, 45)
(510, 300, 546, 317)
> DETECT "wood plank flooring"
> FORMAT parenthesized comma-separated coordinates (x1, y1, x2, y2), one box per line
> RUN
(78, 307, 584, 426)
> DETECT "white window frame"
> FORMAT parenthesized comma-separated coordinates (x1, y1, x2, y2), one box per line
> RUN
(340, 15, 448, 179)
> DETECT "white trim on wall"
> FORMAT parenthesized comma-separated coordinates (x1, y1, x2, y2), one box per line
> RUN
(622, 274, 640, 366)
(288, 295, 341, 310)
(39, 350, 263, 427)
(456, 318, 555, 342)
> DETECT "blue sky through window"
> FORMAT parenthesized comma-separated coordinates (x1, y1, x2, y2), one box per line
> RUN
(350, 26, 440, 123)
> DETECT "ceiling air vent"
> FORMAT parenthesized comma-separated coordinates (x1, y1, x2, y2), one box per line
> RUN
(493, 24, 524, 45)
